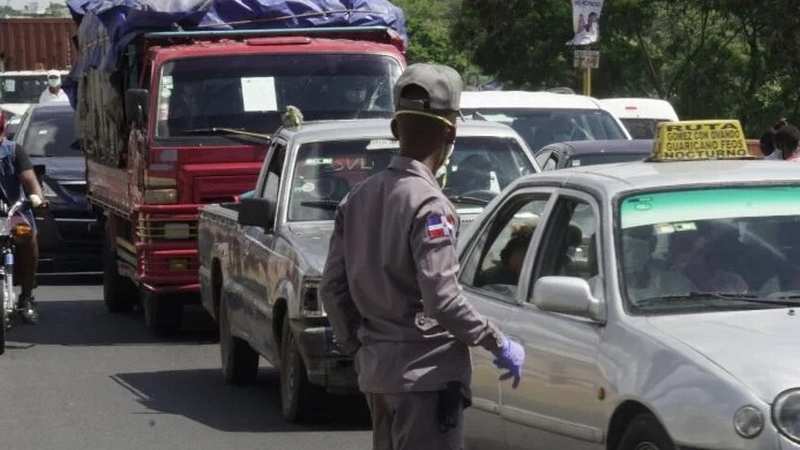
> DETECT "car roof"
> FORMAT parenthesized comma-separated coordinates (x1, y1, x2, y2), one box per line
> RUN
(599, 98, 679, 121)
(515, 160, 800, 196)
(277, 118, 523, 144)
(543, 139, 653, 156)
(460, 90, 606, 111)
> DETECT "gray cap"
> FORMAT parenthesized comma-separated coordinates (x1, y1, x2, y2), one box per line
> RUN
(394, 63, 463, 114)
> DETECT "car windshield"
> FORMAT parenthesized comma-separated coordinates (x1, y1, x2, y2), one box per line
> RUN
(619, 186, 800, 314)
(0, 75, 47, 104)
(20, 108, 78, 157)
(565, 152, 649, 168)
(462, 108, 626, 152)
(621, 118, 666, 139)
(156, 54, 402, 139)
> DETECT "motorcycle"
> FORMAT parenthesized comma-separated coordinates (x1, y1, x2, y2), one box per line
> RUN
(0, 198, 33, 355)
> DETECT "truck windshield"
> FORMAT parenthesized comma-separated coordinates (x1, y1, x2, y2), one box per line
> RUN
(0, 75, 48, 104)
(462, 108, 626, 152)
(619, 187, 800, 314)
(156, 54, 402, 140)
(288, 136, 535, 221)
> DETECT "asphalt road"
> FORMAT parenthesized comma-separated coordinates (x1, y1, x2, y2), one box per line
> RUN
(0, 284, 371, 450)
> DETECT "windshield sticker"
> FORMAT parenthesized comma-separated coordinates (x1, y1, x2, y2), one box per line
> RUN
(3, 79, 15, 92)
(366, 139, 399, 150)
(241, 77, 278, 112)
(300, 182, 315, 193)
(37, 129, 49, 135)
(621, 187, 800, 229)
(305, 158, 333, 166)
(571, 160, 582, 167)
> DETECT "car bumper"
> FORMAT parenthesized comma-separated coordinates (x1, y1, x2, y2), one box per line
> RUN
(290, 320, 359, 394)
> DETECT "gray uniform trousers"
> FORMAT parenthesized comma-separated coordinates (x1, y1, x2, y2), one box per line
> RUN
(366, 391, 464, 450)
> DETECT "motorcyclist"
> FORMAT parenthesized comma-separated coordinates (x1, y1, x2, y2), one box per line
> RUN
(0, 111, 47, 323)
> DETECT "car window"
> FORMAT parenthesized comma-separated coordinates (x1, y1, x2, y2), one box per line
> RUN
(534, 197, 600, 295)
(21, 109, 79, 157)
(13, 111, 32, 147)
(461, 195, 550, 300)
(259, 140, 286, 202)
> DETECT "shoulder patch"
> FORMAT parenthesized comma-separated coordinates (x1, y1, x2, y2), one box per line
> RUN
(426, 213, 456, 240)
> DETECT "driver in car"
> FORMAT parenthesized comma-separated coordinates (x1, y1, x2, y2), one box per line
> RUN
(0, 112, 47, 323)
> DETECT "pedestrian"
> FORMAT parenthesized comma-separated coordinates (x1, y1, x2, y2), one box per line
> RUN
(759, 118, 788, 160)
(38, 70, 68, 104)
(320, 63, 525, 450)
(774, 124, 800, 161)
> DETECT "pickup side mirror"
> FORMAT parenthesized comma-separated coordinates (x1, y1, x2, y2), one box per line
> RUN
(531, 276, 605, 323)
(238, 197, 277, 231)
(125, 89, 149, 127)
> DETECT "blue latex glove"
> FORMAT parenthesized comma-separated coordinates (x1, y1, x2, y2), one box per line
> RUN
(493, 337, 525, 388)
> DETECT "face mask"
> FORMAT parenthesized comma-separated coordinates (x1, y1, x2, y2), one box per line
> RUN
(435, 142, 455, 184)
(48, 79, 60, 88)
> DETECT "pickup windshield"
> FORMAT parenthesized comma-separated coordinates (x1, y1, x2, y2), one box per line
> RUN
(156, 54, 402, 139)
(288, 136, 535, 221)
(0, 75, 48, 104)
(462, 108, 626, 152)
(619, 186, 800, 314)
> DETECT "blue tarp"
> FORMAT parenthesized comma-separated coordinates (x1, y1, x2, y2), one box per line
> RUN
(67, 0, 408, 74)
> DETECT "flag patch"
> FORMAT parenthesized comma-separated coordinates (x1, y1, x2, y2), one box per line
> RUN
(426, 214, 456, 240)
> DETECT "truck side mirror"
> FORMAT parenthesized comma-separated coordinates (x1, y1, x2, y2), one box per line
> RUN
(125, 89, 149, 127)
(238, 198, 277, 231)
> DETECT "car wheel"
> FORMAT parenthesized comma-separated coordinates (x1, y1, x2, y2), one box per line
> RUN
(219, 298, 258, 385)
(617, 413, 675, 450)
(280, 317, 318, 422)
(142, 291, 183, 336)
(102, 235, 136, 313)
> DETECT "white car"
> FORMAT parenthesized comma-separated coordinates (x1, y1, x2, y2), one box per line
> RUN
(0, 70, 69, 118)
(600, 98, 679, 139)
(461, 91, 631, 153)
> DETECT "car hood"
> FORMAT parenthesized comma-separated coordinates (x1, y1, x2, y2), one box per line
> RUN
(284, 223, 334, 277)
(647, 309, 800, 402)
(0, 103, 32, 117)
(31, 156, 85, 181)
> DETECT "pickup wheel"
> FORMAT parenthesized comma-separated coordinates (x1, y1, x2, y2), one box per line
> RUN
(102, 235, 136, 313)
(280, 318, 320, 422)
(617, 413, 675, 450)
(143, 291, 183, 336)
(219, 298, 258, 385)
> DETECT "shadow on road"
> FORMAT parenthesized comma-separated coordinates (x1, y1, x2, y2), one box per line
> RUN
(112, 368, 371, 433)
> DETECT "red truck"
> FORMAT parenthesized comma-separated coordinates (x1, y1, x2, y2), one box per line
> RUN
(74, 27, 405, 333)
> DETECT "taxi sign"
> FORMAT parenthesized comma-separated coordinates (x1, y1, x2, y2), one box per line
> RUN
(651, 120, 753, 162)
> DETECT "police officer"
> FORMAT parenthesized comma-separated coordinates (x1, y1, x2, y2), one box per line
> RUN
(320, 63, 525, 450)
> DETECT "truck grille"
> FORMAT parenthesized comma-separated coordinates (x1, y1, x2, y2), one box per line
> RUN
(137, 216, 198, 241)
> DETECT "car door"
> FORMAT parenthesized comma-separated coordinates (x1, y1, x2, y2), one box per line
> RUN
(459, 188, 555, 450)
(238, 138, 288, 361)
(500, 189, 607, 450)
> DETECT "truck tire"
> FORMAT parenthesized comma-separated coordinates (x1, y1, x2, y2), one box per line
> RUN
(142, 291, 183, 336)
(102, 235, 136, 313)
(280, 317, 319, 422)
(219, 298, 258, 385)
(616, 413, 675, 450)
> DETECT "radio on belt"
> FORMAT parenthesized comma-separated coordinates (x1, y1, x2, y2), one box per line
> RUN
(650, 119, 755, 162)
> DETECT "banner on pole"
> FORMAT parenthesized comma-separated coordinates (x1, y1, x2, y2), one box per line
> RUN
(567, 0, 604, 46)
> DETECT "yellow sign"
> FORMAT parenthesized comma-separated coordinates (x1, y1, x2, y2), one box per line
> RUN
(651, 120, 753, 162)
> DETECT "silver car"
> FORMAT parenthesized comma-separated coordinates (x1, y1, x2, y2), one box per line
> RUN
(459, 159, 800, 450)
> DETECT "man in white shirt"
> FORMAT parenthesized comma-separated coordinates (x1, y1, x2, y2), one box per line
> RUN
(38, 71, 68, 104)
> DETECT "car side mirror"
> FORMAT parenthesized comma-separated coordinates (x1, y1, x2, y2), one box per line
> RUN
(238, 197, 276, 231)
(531, 276, 605, 323)
(125, 88, 149, 127)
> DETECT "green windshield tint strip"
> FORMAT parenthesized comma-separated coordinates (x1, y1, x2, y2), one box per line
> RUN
(620, 187, 800, 229)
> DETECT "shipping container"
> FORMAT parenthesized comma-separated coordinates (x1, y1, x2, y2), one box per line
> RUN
(0, 18, 75, 71)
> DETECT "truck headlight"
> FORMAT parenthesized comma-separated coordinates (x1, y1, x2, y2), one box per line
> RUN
(734, 405, 763, 438)
(300, 280, 325, 318)
(774, 389, 800, 443)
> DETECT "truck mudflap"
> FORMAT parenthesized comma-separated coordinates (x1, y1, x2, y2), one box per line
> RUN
(290, 320, 359, 393)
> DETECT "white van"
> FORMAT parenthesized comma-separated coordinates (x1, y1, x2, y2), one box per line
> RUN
(599, 97, 679, 139)
(461, 91, 631, 153)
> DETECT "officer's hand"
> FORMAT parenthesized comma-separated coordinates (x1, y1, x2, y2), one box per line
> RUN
(493, 337, 525, 389)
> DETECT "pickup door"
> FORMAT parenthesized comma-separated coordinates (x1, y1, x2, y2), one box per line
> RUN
(234, 138, 289, 363)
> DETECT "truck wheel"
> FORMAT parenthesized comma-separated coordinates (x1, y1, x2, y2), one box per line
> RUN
(219, 298, 258, 385)
(617, 413, 675, 450)
(280, 318, 318, 422)
(143, 291, 183, 336)
(102, 236, 136, 313)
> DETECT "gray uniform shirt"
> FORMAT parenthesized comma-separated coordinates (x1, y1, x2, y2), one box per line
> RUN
(320, 155, 504, 394)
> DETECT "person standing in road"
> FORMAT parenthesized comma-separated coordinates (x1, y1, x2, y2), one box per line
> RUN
(38, 70, 68, 104)
(320, 63, 525, 450)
